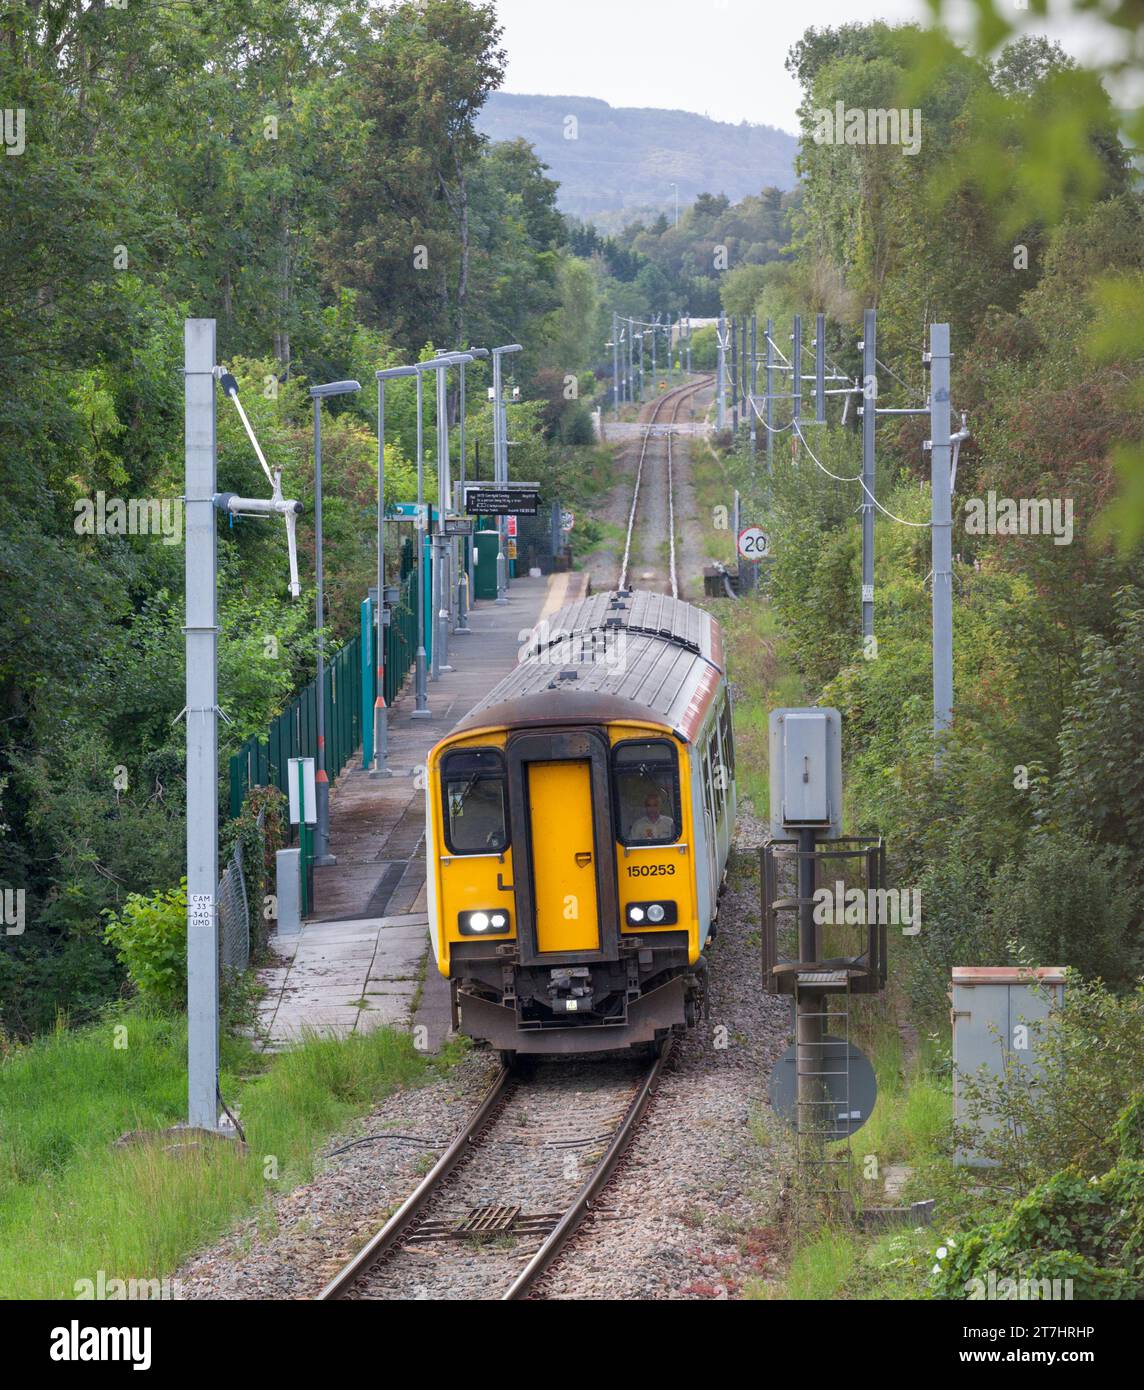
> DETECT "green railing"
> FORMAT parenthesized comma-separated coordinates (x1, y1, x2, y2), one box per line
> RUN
(384, 563, 418, 708)
(228, 539, 420, 819)
(227, 636, 362, 820)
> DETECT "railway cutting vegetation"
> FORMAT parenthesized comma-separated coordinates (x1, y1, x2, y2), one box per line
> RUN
(0, 0, 1142, 1339)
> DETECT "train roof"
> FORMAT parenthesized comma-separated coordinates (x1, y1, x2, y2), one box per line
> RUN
(521, 589, 723, 670)
(447, 590, 725, 745)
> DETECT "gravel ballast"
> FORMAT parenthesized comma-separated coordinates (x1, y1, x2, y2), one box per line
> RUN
(176, 806, 790, 1301)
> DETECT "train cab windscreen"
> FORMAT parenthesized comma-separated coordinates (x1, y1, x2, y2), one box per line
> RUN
(613, 741, 680, 846)
(442, 750, 508, 854)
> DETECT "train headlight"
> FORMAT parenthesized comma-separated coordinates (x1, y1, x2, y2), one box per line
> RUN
(626, 901, 677, 926)
(459, 909, 511, 937)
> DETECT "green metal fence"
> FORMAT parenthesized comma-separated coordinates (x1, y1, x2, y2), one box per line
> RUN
(228, 540, 420, 820)
(384, 553, 418, 708)
(227, 636, 361, 820)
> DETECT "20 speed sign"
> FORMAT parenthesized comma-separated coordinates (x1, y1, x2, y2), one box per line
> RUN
(737, 526, 769, 561)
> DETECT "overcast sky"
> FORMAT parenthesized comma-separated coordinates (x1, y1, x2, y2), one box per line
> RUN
(489, 0, 1128, 134)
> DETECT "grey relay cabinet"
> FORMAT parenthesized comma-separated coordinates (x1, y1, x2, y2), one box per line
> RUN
(951, 966, 1066, 1167)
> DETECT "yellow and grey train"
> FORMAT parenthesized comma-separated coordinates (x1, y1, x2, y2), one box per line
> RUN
(425, 590, 735, 1055)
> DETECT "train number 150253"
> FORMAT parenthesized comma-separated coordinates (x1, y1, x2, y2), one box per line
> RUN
(625, 863, 676, 877)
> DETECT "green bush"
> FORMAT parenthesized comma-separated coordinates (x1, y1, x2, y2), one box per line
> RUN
(102, 881, 187, 1009)
(903, 848, 1003, 1022)
(991, 831, 1142, 984)
(931, 1094, 1144, 1301)
(559, 403, 595, 445)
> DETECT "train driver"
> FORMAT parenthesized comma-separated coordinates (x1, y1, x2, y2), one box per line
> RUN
(629, 789, 674, 841)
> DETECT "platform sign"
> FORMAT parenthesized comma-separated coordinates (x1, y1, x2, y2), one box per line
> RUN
(465, 489, 540, 516)
(387, 501, 432, 531)
(287, 757, 316, 826)
(463, 482, 541, 516)
(737, 526, 769, 561)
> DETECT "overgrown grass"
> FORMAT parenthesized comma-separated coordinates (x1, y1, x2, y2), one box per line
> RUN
(0, 1006, 457, 1298)
(746, 1029, 953, 1301)
(718, 567, 955, 1299)
(752, 1224, 935, 1300)
(718, 596, 806, 815)
(689, 437, 739, 565)
(754, 1229, 858, 1300)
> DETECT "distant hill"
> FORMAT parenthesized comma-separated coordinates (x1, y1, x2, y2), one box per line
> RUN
(477, 92, 798, 229)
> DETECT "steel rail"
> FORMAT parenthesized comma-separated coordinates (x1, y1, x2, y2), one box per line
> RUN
(618, 375, 712, 592)
(502, 1042, 671, 1300)
(315, 1063, 513, 1300)
(316, 1043, 670, 1302)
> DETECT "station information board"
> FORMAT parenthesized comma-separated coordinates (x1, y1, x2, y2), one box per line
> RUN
(464, 489, 541, 516)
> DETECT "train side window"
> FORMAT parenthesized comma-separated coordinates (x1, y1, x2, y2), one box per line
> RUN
(612, 740, 680, 847)
(710, 725, 726, 817)
(720, 697, 736, 780)
(441, 749, 509, 855)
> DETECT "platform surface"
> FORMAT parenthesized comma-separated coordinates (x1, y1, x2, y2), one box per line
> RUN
(257, 572, 589, 1045)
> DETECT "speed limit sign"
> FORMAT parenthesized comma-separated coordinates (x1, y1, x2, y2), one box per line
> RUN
(737, 526, 769, 561)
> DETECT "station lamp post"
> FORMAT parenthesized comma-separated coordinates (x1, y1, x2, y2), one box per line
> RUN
(456, 347, 489, 633)
(490, 344, 522, 604)
(417, 351, 475, 683)
(310, 379, 362, 865)
(372, 364, 419, 772)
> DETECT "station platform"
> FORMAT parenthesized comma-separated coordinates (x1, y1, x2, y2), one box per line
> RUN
(256, 570, 589, 1048)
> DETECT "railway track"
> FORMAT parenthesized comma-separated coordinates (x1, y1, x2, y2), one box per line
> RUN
(618, 374, 714, 598)
(316, 1045, 671, 1302)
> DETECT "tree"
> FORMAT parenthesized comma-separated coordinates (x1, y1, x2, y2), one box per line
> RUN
(321, 0, 505, 350)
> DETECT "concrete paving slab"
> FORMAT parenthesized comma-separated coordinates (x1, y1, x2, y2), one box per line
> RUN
(356, 999, 417, 1030)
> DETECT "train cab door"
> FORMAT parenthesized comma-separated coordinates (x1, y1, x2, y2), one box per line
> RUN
(700, 740, 719, 921)
(506, 729, 619, 966)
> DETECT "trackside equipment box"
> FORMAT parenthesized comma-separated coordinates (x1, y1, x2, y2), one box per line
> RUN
(952, 966, 1066, 1167)
(768, 707, 842, 839)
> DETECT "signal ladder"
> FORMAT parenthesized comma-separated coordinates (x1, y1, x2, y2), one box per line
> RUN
(793, 968, 857, 1209)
